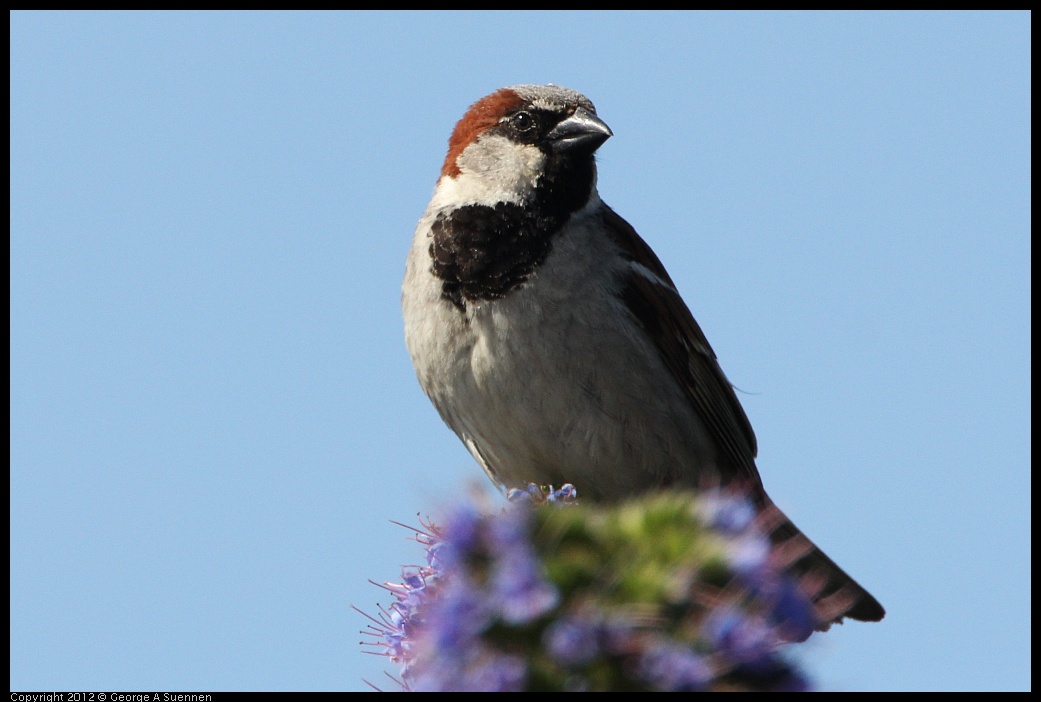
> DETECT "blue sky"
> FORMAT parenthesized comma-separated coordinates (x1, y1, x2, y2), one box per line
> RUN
(10, 11, 1030, 692)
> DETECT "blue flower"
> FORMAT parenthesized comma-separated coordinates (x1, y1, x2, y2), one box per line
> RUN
(421, 573, 490, 654)
(754, 574, 818, 643)
(704, 607, 776, 672)
(700, 491, 757, 534)
(639, 641, 712, 691)
(492, 552, 560, 624)
(361, 487, 818, 691)
(544, 616, 602, 666)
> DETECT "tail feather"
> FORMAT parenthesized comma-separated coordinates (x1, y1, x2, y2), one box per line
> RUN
(760, 497, 885, 628)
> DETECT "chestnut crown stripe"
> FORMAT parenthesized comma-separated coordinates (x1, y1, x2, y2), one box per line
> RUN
(441, 88, 526, 179)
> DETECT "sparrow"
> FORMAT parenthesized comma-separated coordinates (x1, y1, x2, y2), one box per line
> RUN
(402, 84, 884, 627)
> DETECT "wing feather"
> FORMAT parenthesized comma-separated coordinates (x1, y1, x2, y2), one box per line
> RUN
(602, 205, 760, 485)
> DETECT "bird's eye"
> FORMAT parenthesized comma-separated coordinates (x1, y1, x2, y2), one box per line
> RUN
(511, 111, 534, 132)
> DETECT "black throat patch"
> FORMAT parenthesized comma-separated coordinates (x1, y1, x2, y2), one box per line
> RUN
(429, 155, 595, 312)
(430, 202, 555, 311)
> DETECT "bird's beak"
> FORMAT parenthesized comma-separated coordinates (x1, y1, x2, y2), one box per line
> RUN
(546, 107, 613, 154)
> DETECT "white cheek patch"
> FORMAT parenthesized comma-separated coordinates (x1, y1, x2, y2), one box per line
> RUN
(439, 134, 545, 207)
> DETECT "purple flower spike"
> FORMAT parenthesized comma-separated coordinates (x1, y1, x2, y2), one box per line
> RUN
(700, 491, 757, 534)
(362, 487, 818, 691)
(639, 641, 712, 691)
(704, 607, 776, 672)
(544, 617, 601, 666)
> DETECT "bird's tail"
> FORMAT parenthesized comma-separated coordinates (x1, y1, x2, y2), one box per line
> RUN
(758, 496, 885, 629)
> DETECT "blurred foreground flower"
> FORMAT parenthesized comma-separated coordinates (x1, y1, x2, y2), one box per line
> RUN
(359, 485, 815, 691)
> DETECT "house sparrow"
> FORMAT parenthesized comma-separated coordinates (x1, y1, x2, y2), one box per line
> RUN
(402, 84, 884, 627)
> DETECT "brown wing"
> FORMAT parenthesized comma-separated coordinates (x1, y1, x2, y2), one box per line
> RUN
(602, 205, 761, 486)
(603, 206, 886, 625)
